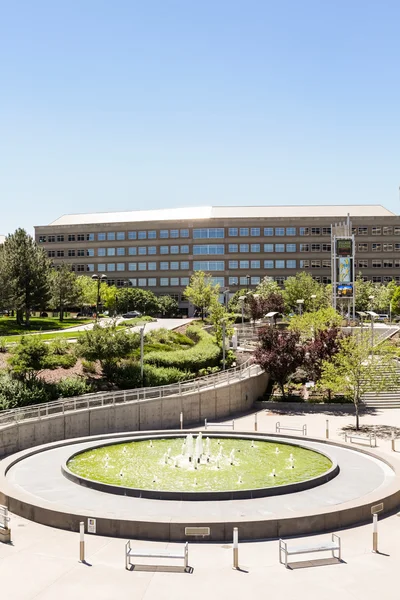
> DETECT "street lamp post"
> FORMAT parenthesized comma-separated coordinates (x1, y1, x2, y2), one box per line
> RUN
(91, 274, 107, 321)
(222, 320, 226, 370)
(296, 299, 304, 316)
(246, 275, 250, 292)
(223, 289, 230, 310)
(368, 296, 375, 352)
(238, 295, 246, 332)
(140, 324, 146, 386)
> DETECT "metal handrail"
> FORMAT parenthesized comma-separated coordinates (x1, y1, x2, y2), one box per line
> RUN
(0, 358, 262, 428)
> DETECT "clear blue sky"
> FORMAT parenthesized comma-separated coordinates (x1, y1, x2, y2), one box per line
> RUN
(1, 0, 400, 235)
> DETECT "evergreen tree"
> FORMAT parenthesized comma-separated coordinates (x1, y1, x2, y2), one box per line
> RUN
(1, 229, 50, 325)
(49, 264, 81, 321)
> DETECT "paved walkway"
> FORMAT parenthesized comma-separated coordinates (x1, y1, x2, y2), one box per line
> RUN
(2, 407, 400, 599)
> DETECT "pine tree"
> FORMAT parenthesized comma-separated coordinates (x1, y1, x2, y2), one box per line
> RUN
(49, 264, 81, 321)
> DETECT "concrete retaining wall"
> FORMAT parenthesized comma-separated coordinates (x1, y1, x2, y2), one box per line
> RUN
(0, 371, 269, 459)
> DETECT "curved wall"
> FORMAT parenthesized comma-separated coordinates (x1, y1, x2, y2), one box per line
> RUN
(0, 371, 269, 459)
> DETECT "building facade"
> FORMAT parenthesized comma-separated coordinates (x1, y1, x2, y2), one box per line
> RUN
(34, 205, 400, 313)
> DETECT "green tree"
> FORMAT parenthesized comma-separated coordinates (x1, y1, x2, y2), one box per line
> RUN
(1, 229, 51, 325)
(184, 271, 220, 319)
(283, 272, 328, 313)
(391, 285, 400, 316)
(157, 295, 179, 317)
(354, 275, 375, 312)
(289, 307, 342, 341)
(49, 264, 81, 321)
(207, 298, 235, 345)
(8, 336, 50, 382)
(319, 332, 400, 429)
(75, 323, 139, 380)
(228, 289, 249, 313)
(255, 276, 282, 298)
(115, 288, 159, 316)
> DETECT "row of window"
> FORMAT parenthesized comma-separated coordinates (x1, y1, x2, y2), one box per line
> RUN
(357, 243, 400, 252)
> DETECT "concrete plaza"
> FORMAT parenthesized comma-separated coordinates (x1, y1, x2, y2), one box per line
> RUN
(1, 406, 400, 600)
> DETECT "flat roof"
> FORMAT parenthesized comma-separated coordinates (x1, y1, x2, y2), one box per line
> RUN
(44, 204, 394, 227)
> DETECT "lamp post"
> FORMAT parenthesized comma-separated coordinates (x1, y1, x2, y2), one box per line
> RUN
(296, 298, 304, 316)
(246, 274, 250, 292)
(222, 320, 226, 370)
(368, 296, 375, 351)
(223, 289, 230, 310)
(140, 324, 146, 386)
(238, 295, 246, 332)
(91, 274, 107, 321)
(310, 294, 317, 310)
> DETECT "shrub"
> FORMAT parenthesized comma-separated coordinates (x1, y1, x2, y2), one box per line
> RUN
(44, 353, 77, 369)
(144, 365, 195, 386)
(184, 324, 202, 342)
(81, 359, 97, 374)
(55, 377, 91, 398)
(48, 339, 69, 355)
(144, 329, 221, 372)
(0, 374, 54, 409)
(0, 338, 7, 353)
(111, 361, 142, 389)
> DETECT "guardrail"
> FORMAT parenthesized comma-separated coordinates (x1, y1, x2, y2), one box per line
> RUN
(0, 358, 262, 428)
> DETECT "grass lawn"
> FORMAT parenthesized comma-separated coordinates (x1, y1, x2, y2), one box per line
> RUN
(0, 317, 93, 336)
(1, 330, 89, 344)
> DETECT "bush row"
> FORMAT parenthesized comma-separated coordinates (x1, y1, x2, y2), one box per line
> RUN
(0, 374, 92, 410)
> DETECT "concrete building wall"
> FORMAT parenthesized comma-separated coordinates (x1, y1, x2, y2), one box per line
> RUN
(0, 371, 269, 458)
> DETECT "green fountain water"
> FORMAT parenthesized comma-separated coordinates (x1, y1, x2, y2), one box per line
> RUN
(67, 436, 332, 492)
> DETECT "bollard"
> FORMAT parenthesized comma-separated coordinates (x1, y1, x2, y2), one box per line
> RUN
(233, 527, 239, 569)
(79, 521, 85, 562)
(326, 419, 329, 440)
(392, 431, 396, 452)
(180, 412, 183, 430)
(254, 413, 258, 432)
(372, 513, 378, 553)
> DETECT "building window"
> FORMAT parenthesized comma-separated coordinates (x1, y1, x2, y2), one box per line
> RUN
(300, 227, 309, 236)
(180, 245, 189, 253)
(193, 261, 225, 271)
(48, 250, 55, 258)
(138, 278, 146, 286)
(117, 263, 125, 271)
(160, 262, 169, 270)
(170, 261, 179, 270)
(148, 246, 156, 255)
(180, 229, 189, 238)
(138, 231, 147, 239)
(68, 250, 75, 257)
(98, 233, 106, 241)
(116, 248, 125, 256)
(229, 260, 238, 269)
(87, 249, 94, 257)
(322, 243, 331, 252)
(170, 277, 179, 286)
(107, 232, 115, 241)
(211, 277, 225, 287)
(239, 228, 249, 236)
(128, 263, 137, 271)
(240, 276, 250, 285)
(239, 244, 249, 253)
(138, 262, 147, 271)
(264, 227, 273, 236)
(170, 230, 179, 238)
(383, 227, 393, 235)
(57, 250, 64, 257)
(68, 234, 75, 242)
(77, 249, 85, 257)
(107, 263, 116, 271)
(300, 260, 310, 268)
(116, 232, 125, 241)
(87, 264, 95, 272)
(98, 264, 106, 271)
(286, 227, 296, 236)
(107, 248, 116, 256)
(56, 235, 64, 242)
(300, 243, 309, 252)
(286, 260, 296, 268)
(372, 227, 381, 235)
(76, 264, 85, 272)
(138, 247, 147, 255)
(286, 244, 296, 252)
(48, 235, 55, 242)
(372, 243, 381, 252)
(160, 230, 169, 238)
(160, 278, 169, 286)
(240, 260, 249, 269)
(160, 246, 169, 254)
(180, 261, 189, 269)
(395, 227, 400, 235)
(383, 244, 393, 252)
(275, 276, 285, 285)
(128, 231, 137, 240)
(311, 260, 321, 268)
(358, 260, 368, 268)
(311, 227, 321, 235)
(311, 244, 321, 252)
(322, 227, 331, 235)
(264, 260, 274, 269)
(264, 244, 273, 252)
(250, 260, 260, 269)
(228, 228, 238, 237)
(383, 259, 393, 268)
(146, 262, 156, 271)
(193, 245, 224, 255)
(229, 244, 238, 252)
(251, 244, 260, 252)
(275, 244, 285, 252)
(322, 260, 330, 268)
(358, 227, 368, 235)
(358, 243, 368, 252)
(251, 276, 260, 284)
(180, 277, 189, 285)
(275, 260, 285, 269)
(372, 276, 382, 283)
(275, 227, 285, 236)
(395, 244, 400, 252)
(87, 233, 94, 241)
(39, 235, 46, 243)
(229, 276, 239, 285)
(170, 245, 179, 254)
(76, 234, 84, 242)
(250, 227, 260, 236)
(193, 228, 224, 239)
(148, 231, 156, 239)
(128, 247, 137, 255)
(148, 278, 157, 286)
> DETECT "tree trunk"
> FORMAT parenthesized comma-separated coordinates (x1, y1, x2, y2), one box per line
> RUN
(279, 381, 286, 400)
(25, 309, 30, 327)
(16, 309, 23, 325)
(354, 393, 360, 430)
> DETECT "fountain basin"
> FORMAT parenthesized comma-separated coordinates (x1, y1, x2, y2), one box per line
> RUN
(62, 433, 339, 501)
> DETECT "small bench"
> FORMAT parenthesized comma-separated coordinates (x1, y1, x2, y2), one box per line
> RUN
(204, 419, 235, 430)
(125, 541, 189, 570)
(276, 422, 307, 436)
(344, 432, 376, 447)
(279, 534, 341, 568)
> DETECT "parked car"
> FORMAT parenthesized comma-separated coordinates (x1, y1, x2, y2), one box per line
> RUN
(122, 311, 141, 318)
(376, 314, 389, 321)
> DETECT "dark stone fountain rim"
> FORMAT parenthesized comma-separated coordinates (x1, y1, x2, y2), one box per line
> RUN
(61, 432, 339, 501)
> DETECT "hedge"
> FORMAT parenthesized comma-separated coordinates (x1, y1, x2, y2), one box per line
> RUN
(144, 329, 221, 372)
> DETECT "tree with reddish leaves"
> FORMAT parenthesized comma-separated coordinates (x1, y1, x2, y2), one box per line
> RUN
(263, 292, 285, 316)
(304, 327, 342, 383)
(247, 293, 285, 325)
(254, 327, 305, 399)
